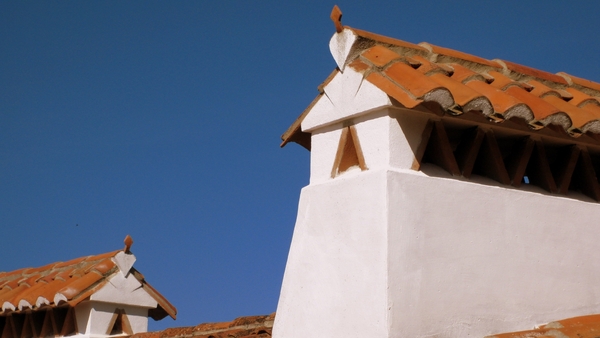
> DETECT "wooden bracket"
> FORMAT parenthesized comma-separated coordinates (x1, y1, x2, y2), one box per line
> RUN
(423, 121, 460, 176)
(475, 129, 510, 185)
(454, 127, 485, 178)
(504, 137, 534, 187)
(331, 125, 367, 177)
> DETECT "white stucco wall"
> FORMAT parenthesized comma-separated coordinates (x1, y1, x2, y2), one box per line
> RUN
(274, 169, 389, 338)
(274, 106, 600, 337)
(75, 301, 149, 336)
(274, 165, 600, 337)
(386, 166, 600, 337)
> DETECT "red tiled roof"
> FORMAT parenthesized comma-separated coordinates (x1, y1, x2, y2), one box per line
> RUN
(282, 7, 600, 149)
(487, 314, 600, 338)
(0, 239, 176, 321)
(130, 313, 274, 338)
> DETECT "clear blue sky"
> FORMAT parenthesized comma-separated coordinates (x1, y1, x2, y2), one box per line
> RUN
(1, 1, 599, 332)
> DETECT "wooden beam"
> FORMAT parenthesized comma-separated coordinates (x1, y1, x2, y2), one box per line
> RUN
(572, 147, 600, 201)
(527, 141, 557, 193)
(554, 145, 580, 195)
(59, 307, 77, 336)
(411, 120, 434, 171)
(331, 127, 349, 178)
(19, 313, 33, 338)
(349, 125, 367, 171)
(475, 130, 510, 185)
(454, 127, 485, 178)
(31, 310, 46, 338)
(39, 310, 57, 338)
(504, 137, 534, 187)
(423, 121, 460, 176)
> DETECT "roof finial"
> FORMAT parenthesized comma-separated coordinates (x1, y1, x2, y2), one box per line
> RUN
(124, 235, 133, 253)
(331, 5, 343, 33)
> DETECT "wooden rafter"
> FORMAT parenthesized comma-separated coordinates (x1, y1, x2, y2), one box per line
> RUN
(453, 126, 485, 178)
(504, 137, 534, 187)
(474, 130, 510, 185)
(1, 316, 14, 338)
(411, 120, 434, 171)
(331, 125, 367, 177)
(107, 308, 133, 336)
(53, 307, 67, 335)
(40, 310, 57, 338)
(552, 145, 580, 195)
(571, 147, 600, 201)
(423, 120, 460, 176)
(29, 310, 45, 338)
(59, 307, 77, 336)
(526, 141, 557, 193)
(19, 313, 33, 338)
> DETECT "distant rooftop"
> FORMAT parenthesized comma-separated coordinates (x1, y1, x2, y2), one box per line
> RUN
(130, 313, 274, 338)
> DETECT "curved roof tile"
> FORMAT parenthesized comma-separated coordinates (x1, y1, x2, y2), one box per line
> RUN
(282, 25, 600, 148)
(0, 247, 176, 320)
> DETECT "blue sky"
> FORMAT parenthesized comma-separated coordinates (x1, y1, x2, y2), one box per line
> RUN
(1, 1, 599, 332)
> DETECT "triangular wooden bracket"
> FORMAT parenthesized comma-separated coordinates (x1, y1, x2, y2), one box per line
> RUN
(107, 308, 133, 336)
(1, 316, 14, 338)
(40, 309, 58, 338)
(52, 307, 67, 335)
(473, 129, 510, 185)
(0, 317, 5, 338)
(504, 137, 534, 187)
(5, 314, 24, 338)
(411, 119, 434, 171)
(453, 126, 485, 178)
(552, 145, 580, 195)
(59, 307, 77, 336)
(570, 147, 600, 201)
(331, 125, 367, 177)
(423, 120, 460, 176)
(19, 313, 33, 338)
(29, 310, 46, 338)
(526, 141, 557, 193)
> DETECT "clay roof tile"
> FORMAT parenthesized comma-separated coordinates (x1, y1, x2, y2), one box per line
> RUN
(0, 246, 174, 319)
(281, 14, 600, 148)
(421, 42, 502, 69)
(496, 59, 569, 85)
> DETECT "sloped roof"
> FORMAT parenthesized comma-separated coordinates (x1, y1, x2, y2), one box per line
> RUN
(129, 313, 274, 338)
(487, 314, 600, 338)
(0, 237, 176, 321)
(282, 6, 600, 150)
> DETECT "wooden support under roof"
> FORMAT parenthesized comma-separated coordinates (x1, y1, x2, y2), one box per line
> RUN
(550, 145, 580, 195)
(526, 141, 557, 193)
(412, 120, 434, 171)
(571, 147, 600, 201)
(474, 130, 511, 185)
(331, 125, 367, 177)
(0, 307, 78, 338)
(423, 120, 460, 176)
(504, 136, 534, 187)
(453, 126, 485, 178)
(414, 117, 600, 202)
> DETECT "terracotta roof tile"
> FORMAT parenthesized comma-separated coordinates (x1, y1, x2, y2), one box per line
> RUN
(421, 42, 502, 69)
(559, 71, 600, 93)
(364, 72, 422, 108)
(0, 245, 176, 320)
(488, 314, 600, 338)
(496, 59, 569, 85)
(566, 87, 600, 107)
(282, 21, 600, 148)
(348, 27, 427, 54)
(360, 44, 403, 67)
(130, 314, 274, 338)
